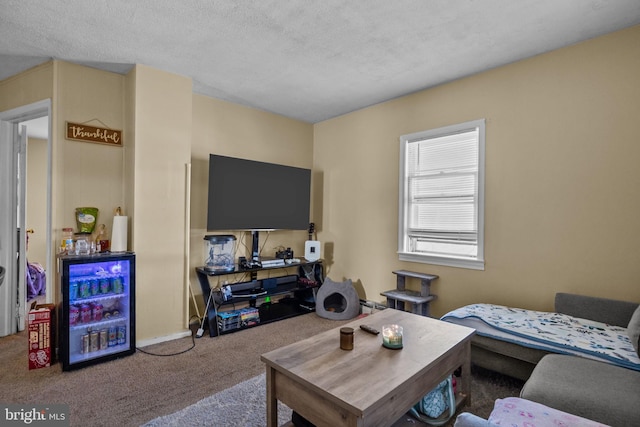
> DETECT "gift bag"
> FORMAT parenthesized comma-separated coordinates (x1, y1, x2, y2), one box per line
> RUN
(409, 375, 456, 426)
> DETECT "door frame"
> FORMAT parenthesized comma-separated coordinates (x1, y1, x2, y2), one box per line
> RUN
(0, 99, 52, 336)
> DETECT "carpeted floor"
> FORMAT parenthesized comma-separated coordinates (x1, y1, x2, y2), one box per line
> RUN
(0, 312, 524, 426)
(142, 373, 293, 427)
(142, 366, 524, 427)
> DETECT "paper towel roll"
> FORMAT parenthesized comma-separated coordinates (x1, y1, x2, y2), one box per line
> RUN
(111, 216, 128, 252)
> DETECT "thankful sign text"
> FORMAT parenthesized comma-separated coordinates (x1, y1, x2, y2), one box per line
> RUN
(66, 122, 122, 146)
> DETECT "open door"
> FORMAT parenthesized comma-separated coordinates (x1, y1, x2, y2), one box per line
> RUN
(0, 99, 51, 337)
(16, 124, 28, 331)
(0, 119, 16, 336)
(0, 123, 27, 335)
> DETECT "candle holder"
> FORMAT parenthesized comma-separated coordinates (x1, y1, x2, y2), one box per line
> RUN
(382, 324, 403, 349)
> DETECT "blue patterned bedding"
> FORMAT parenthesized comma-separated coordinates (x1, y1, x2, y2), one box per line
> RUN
(441, 304, 640, 371)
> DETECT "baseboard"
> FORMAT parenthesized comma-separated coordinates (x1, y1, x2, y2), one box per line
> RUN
(136, 330, 192, 348)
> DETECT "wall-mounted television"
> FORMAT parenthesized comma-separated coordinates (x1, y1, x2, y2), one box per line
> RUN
(207, 154, 311, 232)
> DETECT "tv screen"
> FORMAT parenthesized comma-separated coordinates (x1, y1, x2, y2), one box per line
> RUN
(207, 154, 311, 231)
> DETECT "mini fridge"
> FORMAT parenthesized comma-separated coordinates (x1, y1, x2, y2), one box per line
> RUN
(58, 252, 135, 371)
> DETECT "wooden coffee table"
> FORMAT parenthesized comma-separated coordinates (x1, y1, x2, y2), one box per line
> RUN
(261, 308, 475, 426)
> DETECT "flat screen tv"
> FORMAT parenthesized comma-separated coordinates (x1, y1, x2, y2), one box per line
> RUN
(207, 154, 311, 231)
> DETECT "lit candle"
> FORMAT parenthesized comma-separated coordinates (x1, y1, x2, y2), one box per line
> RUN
(382, 324, 403, 349)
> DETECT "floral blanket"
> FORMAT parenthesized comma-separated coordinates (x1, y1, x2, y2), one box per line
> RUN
(488, 397, 608, 427)
(441, 304, 640, 371)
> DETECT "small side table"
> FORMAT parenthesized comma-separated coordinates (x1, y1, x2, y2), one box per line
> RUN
(380, 270, 439, 317)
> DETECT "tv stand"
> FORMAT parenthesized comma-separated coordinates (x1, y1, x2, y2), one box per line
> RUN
(195, 260, 323, 337)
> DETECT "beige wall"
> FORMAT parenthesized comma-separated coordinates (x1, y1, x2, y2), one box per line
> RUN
(54, 61, 126, 244)
(0, 62, 53, 112)
(128, 65, 192, 342)
(314, 25, 640, 316)
(189, 95, 314, 313)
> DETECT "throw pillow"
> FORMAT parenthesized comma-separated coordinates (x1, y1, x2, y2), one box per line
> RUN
(628, 305, 640, 357)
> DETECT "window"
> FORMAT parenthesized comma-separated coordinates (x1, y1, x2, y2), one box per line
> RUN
(398, 119, 485, 270)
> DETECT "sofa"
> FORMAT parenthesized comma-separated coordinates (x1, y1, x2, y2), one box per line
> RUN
(520, 353, 640, 426)
(442, 293, 640, 380)
(444, 293, 640, 426)
(453, 356, 640, 426)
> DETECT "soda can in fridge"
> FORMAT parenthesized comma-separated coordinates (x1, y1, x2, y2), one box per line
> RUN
(99, 278, 110, 294)
(112, 276, 124, 294)
(108, 326, 117, 347)
(90, 331, 99, 352)
(91, 303, 103, 322)
(80, 304, 92, 323)
(90, 279, 99, 296)
(69, 281, 79, 301)
(117, 325, 126, 345)
(99, 329, 108, 351)
(69, 305, 79, 326)
(79, 280, 90, 299)
(81, 334, 90, 354)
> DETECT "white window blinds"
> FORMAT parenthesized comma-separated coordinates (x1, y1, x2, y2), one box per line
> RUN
(399, 119, 485, 270)
(407, 129, 478, 239)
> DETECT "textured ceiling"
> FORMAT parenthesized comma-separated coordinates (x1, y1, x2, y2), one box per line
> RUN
(1, 1, 640, 123)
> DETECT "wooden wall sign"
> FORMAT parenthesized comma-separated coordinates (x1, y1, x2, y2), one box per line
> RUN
(66, 122, 122, 146)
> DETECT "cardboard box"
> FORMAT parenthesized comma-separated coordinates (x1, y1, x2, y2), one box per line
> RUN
(28, 303, 56, 370)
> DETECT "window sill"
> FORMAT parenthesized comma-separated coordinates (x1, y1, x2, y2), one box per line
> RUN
(398, 251, 485, 271)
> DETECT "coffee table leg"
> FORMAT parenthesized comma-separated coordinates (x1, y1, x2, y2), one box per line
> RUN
(266, 366, 278, 427)
(459, 340, 472, 407)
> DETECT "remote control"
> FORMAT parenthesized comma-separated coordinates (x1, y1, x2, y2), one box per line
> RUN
(360, 324, 380, 335)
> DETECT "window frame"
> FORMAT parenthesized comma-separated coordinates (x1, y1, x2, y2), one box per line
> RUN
(398, 119, 486, 270)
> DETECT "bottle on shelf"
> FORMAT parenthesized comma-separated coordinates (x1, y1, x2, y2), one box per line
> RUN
(94, 224, 110, 253)
(62, 227, 74, 254)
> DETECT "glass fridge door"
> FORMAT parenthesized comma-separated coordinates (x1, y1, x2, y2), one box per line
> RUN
(64, 255, 134, 368)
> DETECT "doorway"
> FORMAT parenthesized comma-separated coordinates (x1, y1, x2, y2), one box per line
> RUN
(22, 116, 49, 306)
(0, 99, 52, 337)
